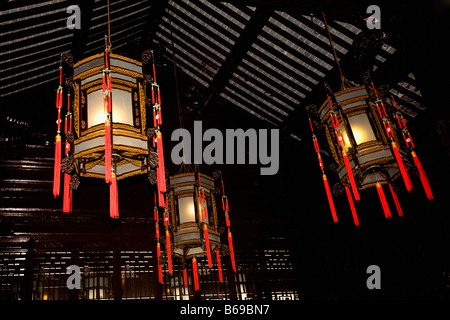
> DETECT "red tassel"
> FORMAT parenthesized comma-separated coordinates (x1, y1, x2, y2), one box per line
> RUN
(157, 242, 163, 284)
(183, 264, 188, 288)
(376, 182, 392, 219)
(155, 222, 160, 239)
(166, 229, 173, 274)
(104, 119, 112, 183)
(216, 250, 223, 283)
(156, 131, 166, 208)
(392, 141, 413, 192)
(228, 230, 236, 273)
(412, 151, 433, 200)
(105, 50, 109, 69)
(107, 74, 112, 113)
(342, 150, 360, 201)
(389, 184, 404, 217)
(63, 173, 71, 214)
(156, 132, 166, 191)
(192, 257, 200, 291)
(322, 174, 338, 223)
(158, 107, 162, 126)
(53, 135, 61, 198)
(110, 172, 119, 219)
(203, 224, 212, 268)
(345, 186, 359, 226)
(225, 213, 230, 227)
(151, 85, 155, 105)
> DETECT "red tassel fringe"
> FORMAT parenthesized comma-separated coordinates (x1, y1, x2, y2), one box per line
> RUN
(392, 142, 413, 192)
(156, 131, 166, 207)
(345, 186, 359, 226)
(53, 135, 61, 198)
(216, 250, 223, 283)
(157, 242, 163, 284)
(166, 229, 173, 274)
(204, 224, 212, 268)
(183, 264, 188, 288)
(376, 182, 392, 219)
(322, 174, 338, 223)
(192, 257, 200, 291)
(228, 230, 236, 273)
(342, 150, 360, 201)
(63, 173, 71, 214)
(389, 184, 403, 217)
(104, 119, 111, 183)
(412, 151, 433, 200)
(110, 173, 119, 219)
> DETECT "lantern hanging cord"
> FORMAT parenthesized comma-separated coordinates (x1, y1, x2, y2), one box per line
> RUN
(321, 11, 351, 90)
(106, 0, 112, 51)
(167, 6, 192, 174)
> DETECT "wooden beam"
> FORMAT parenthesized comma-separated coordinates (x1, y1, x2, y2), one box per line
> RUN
(199, 7, 273, 114)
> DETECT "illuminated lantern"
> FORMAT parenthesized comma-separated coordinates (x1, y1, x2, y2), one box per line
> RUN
(307, 80, 433, 225)
(306, 11, 433, 225)
(51, 44, 168, 219)
(71, 51, 148, 184)
(154, 170, 235, 291)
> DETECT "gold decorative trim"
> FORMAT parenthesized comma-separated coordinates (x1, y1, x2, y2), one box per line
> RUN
(86, 83, 132, 94)
(343, 106, 370, 117)
(73, 53, 104, 69)
(138, 82, 147, 134)
(113, 144, 149, 155)
(338, 95, 368, 107)
(117, 168, 147, 180)
(110, 53, 143, 67)
(75, 128, 147, 144)
(73, 144, 148, 159)
(81, 78, 137, 91)
(114, 123, 140, 133)
(86, 84, 102, 94)
(110, 66, 143, 79)
(334, 85, 366, 97)
(356, 143, 389, 157)
(81, 79, 102, 90)
(324, 124, 340, 164)
(85, 158, 103, 170)
(74, 146, 105, 159)
(73, 82, 80, 137)
(73, 66, 104, 81)
(81, 172, 104, 179)
(81, 168, 146, 180)
(82, 123, 141, 136)
(337, 155, 395, 173)
(211, 195, 218, 231)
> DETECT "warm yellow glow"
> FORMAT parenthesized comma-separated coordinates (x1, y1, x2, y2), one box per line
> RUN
(178, 197, 196, 224)
(43, 294, 48, 300)
(87, 89, 133, 128)
(339, 113, 376, 151)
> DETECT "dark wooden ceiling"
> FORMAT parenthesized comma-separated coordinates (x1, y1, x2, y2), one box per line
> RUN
(0, 0, 435, 132)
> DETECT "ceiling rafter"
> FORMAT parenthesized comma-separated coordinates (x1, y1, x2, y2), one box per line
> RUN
(199, 6, 273, 114)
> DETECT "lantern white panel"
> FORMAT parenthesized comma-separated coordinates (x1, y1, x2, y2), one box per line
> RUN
(178, 197, 196, 224)
(347, 113, 377, 145)
(87, 89, 133, 128)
